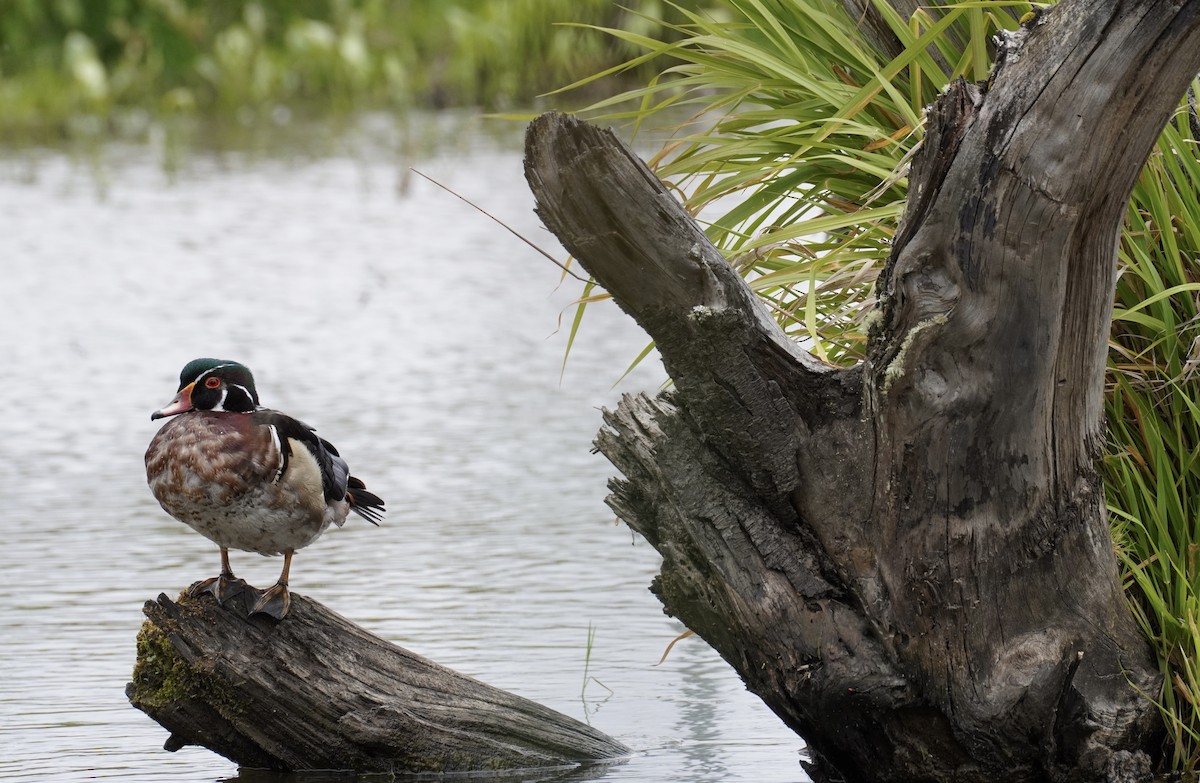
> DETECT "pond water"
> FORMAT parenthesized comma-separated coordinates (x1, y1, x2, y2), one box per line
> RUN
(0, 114, 810, 783)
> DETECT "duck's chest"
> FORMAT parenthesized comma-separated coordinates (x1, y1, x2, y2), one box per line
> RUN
(145, 413, 331, 554)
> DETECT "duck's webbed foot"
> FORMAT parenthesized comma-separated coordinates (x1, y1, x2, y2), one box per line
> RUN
(188, 573, 248, 605)
(250, 583, 291, 620)
(187, 548, 247, 606)
(250, 549, 294, 620)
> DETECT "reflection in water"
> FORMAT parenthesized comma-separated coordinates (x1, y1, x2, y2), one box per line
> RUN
(226, 756, 628, 783)
(0, 115, 807, 783)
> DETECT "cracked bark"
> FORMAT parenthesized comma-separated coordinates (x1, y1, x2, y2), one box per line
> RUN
(524, 1, 1200, 781)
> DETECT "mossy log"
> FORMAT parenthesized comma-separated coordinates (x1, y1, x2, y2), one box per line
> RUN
(126, 586, 629, 775)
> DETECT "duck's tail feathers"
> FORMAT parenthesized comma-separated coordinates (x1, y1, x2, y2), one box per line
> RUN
(347, 476, 385, 525)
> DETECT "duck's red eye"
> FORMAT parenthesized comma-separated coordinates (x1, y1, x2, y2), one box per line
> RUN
(204, 377, 221, 389)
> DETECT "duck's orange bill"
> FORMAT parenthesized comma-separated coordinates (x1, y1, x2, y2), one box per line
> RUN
(151, 382, 195, 421)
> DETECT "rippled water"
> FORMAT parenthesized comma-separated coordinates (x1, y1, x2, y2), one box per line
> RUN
(0, 114, 809, 783)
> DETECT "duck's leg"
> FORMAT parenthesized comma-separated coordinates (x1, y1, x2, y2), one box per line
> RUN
(251, 549, 293, 620)
(188, 548, 248, 604)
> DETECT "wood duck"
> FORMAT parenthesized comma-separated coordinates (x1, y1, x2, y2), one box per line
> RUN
(145, 358, 384, 619)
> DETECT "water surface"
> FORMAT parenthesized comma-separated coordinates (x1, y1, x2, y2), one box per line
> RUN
(0, 114, 809, 783)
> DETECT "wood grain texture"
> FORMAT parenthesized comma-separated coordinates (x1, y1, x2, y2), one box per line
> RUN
(126, 587, 628, 774)
(523, 1, 1200, 780)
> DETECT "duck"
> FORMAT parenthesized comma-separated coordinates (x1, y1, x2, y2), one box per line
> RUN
(145, 358, 384, 619)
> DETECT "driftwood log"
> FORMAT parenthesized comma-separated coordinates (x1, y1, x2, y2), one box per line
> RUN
(522, 1, 1200, 782)
(126, 586, 628, 775)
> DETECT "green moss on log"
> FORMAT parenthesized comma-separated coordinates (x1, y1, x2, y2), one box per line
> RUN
(128, 598, 245, 720)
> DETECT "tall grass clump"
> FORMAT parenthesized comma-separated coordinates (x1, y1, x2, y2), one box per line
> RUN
(562, 0, 1019, 365)
(1108, 106, 1200, 770)
(566, 0, 1200, 769)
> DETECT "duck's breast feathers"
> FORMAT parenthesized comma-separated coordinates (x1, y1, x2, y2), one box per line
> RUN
(148, 412, 276, 476)
(145, 411, 282, 509)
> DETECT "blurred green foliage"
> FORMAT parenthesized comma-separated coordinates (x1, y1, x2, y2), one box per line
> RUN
(0, 0, 692, 137)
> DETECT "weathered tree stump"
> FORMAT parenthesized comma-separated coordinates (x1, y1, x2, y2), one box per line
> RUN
(126, 586, 628, 775)
(522, 1, 1200, 781)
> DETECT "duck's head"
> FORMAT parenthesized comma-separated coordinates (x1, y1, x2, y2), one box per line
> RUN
(151, 358, 260, 420)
